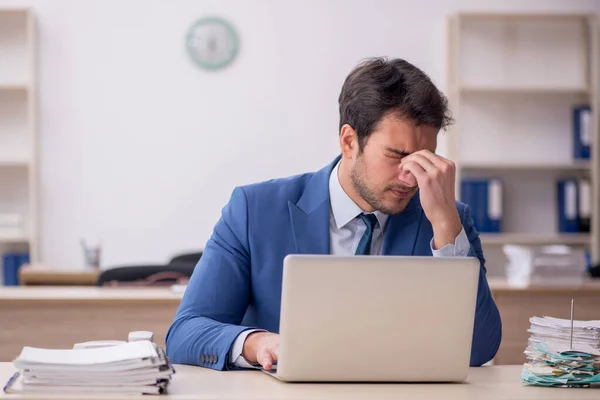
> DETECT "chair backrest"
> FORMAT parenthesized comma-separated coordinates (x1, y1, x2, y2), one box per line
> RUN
(168, 251, 202, 266)
(590, 264, 600, 278)
(97, 263, 195, 287)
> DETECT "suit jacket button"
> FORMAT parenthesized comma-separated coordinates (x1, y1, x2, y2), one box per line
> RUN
(200, 354, 206, 363)
(214, 355, 218, 363)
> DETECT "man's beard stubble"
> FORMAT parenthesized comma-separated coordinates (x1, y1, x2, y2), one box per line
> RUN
(349, 158, 415, 215)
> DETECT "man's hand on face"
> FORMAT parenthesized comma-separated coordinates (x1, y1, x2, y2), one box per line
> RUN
(242, 332, 279, 370)
(399, 150, 462, 249)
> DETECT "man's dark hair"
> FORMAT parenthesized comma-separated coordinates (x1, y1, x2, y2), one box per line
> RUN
(338, 57, 453, 150)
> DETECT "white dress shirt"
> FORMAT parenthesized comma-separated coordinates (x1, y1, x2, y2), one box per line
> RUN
(229, 161, 471, 368)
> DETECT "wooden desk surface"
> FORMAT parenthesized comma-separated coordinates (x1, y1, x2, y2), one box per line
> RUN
(3, 278, 600, 298)
(0, 277, 600, 300)
(0, 364, 598, 400)
(0, 286, 183, 302)
(487, 277, 600, 294)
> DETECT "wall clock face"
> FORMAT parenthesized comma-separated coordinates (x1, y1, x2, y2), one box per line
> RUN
(186, 17, 239, 70)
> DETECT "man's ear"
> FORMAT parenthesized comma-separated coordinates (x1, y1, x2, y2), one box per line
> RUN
(339, 124, 359, 159)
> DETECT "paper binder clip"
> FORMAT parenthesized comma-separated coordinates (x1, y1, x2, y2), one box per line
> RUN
(128, 331, 154, 343)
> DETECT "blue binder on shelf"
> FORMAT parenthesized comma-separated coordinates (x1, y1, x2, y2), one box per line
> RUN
(2, 252, 30, 286)
(573, 105, 592, 160)
(460, 179, 503, 233)
(578, 178, 591, 233)
(476, 180, 490, 231)
(557, 179, 579, 233)
(461, 180, 482, 232)
(486, 179, 503, 233)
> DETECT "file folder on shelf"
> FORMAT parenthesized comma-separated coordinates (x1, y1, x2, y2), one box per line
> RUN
(460, 179, 502, 233)
(486, 179, 503, 233)
(556, 179, 585, 233)
(557, 179, 579, 233)
(578, 178, 591, 233)
(573, 105, 592, 161)
(2, 252, 30, 286)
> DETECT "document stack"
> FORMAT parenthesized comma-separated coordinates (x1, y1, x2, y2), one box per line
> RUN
(521, 315, 600, 387)
(503, 245, 588, 287)
(3, 341, 174, 395)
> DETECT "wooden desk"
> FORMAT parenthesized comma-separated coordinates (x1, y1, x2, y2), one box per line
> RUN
(18, 265, 99, 286)
(0, 287, 182, 361)
(489, 278, 600, 365)
(2, 280, 600, 365)
(0, 364, 598, 399)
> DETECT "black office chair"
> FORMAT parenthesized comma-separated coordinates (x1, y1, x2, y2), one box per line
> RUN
(97, 263, 195, 287)
(168, 251, 203, 267)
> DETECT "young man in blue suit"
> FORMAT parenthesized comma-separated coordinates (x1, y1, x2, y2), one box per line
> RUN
(166, 57, 502, 371)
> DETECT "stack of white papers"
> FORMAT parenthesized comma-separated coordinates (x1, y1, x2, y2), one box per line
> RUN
(528, 316, 600, 348)
(3, 341, 174, 395)
(522, 316, 600, 387)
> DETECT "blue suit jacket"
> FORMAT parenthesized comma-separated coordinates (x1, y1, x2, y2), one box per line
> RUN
(166, 157, 502, 370)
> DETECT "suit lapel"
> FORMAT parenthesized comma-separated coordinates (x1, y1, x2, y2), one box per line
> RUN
(382, 192, 424, 255)
(288, 156, 340, 254)
(288, 201, 330, 254)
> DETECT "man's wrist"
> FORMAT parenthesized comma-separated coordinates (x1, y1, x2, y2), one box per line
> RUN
(431, 212, 462, 250)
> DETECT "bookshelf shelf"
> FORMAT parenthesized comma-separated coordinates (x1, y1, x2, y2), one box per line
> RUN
(460, 86, 589, 95)
(455, 12, 592, 21)
(0, 234, 30, 244)
(480, 233, 590, 246)
(447, 12, 599, 275)
(0, 160, 30, 168)
(460, 162, 591, 172)
(0, 84, 29, 91)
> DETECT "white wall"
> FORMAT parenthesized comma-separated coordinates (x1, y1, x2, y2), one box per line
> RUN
(1, 0, 598, 268)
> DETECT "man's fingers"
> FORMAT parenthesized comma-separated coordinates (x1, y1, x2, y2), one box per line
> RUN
(413, 150, 445, 169)
(258, 342, 279, 370)
(402, 153, 436, 173)
(258, 349, 273, 370)
(401, 161, 428, 184)
(265, 349, 278, 370)
(414, 150, 455, 172)
(268, 346, 279, 363)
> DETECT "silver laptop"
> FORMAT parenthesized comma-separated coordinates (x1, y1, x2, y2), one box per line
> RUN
(263, 254, 480, 382)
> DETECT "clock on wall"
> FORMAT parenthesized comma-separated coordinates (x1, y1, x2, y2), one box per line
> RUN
(186, 17, 239, 70)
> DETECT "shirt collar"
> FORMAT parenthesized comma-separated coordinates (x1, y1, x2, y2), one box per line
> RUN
(328, 160, 389, 230)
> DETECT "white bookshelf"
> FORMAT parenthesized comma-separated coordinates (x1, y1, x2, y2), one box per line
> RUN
(0, 233, 30, 244)
(459, 86, 590, 95)
(460, 162, 591, 172)
(447, 13, 599, 275)
(0, 8, 37, 266)
(479, 233, 591, 246)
